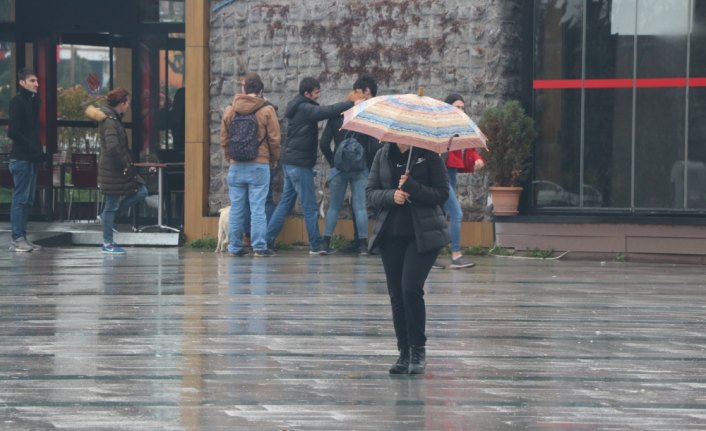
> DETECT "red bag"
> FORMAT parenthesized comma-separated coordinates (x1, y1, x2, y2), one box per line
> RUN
(459, 149, 483, 173)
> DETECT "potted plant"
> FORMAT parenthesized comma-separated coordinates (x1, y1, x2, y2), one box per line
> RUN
(478, 100, 536, 215)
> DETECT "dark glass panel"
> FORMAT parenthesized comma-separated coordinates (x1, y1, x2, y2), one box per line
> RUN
(635, 0, 688, 78)
(584, 88, 633, 208)
(533, 89, 581, 208)
(585, 0, 636, 79)
(534, 0, 583, 80)
(634, 88, 686, 209)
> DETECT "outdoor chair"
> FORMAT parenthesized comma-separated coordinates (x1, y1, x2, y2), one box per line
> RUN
(66, 153, 100, 222)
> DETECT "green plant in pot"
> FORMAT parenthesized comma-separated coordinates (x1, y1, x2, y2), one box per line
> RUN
(478, 100, 536, 215)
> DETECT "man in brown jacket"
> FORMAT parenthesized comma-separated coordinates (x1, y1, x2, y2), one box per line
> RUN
(220, 75, 281, 256)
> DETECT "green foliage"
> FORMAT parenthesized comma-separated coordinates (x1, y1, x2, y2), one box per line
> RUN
(616, 253, 626, 262)
(478, 101, 537, 186)
(330, 235, 351, 250)
(488, 245, 512, 256)
(57, 85, 103, 153)
(524, 247, 554, 259)
(275, 242, 293, 251)
(291, 241, 306, 246)
(464, 243, 487, 256)
(185, 237, 217, 250)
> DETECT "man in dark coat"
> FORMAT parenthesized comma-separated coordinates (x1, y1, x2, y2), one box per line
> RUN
(266, 77, 362, 254)
(7, 68, 43, 252)
(86, 87, 147, 255)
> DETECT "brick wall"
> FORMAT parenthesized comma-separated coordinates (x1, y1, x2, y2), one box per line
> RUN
(209, 0, 523, 219)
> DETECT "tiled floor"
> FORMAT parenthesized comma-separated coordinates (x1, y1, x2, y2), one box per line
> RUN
(0, 246, 705, 430)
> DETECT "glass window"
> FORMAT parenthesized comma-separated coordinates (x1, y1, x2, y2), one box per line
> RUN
(582, 0, 636, 208)
(140, 0, 185, 23)
(534, 0, 583, 80)
(686, 0, 706, 209)
(0, 37, 13, 153)
(633, 0, 689, 209)
(533, 89, 582, 208)
(57, 45, 111, 121)
(0, 0, 14, 22)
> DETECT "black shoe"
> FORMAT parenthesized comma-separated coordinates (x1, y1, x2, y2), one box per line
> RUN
(389, 347, 410, 374)
(229, 249, 248, 257)
(309, 245, 328, 255)
(322, 236, 332, 254)
(357, 238, 368, 256)
(254, 249, 276, 257)
(409, 345, 426, 375)
(432, 259, 445, 269)
(450, 256, 476, 269)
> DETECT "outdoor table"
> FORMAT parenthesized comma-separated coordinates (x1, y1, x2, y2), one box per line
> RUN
(133, 162, 181, 233)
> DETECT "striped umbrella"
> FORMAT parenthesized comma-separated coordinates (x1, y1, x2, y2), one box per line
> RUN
(341, 91, 488, 156)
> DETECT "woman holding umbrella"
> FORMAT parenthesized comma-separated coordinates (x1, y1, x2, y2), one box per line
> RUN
(366, 141, 449, 375)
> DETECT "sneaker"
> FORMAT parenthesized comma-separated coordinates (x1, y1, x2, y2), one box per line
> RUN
(357, 239, 368, 256)
(254, 249, 276, 257)
(9, 238, 34, 252)
(432, 259, 445, 269)
(25, 238, 42, 251)
(229, 249, 248, 257)
(309, 245, 328, 255)
(450, 256, 476, 269)
(101, 243, 126, 255)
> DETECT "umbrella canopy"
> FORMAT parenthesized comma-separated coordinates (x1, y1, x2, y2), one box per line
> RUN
(341, 93, 488, 154)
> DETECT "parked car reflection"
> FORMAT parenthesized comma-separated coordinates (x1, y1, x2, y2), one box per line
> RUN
(534, 180, 603, 207)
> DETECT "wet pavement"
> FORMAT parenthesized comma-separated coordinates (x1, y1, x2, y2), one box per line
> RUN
(0, 246, 705, 430)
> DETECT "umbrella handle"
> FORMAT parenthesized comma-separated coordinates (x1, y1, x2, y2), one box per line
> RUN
(403, 148, 413, 204)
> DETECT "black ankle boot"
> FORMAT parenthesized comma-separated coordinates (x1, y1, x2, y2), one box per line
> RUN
(322, 236, 331, 253)
(409, 345, 426, 374)
(389, 347, 410, 374)
(357, 238, 368, 256)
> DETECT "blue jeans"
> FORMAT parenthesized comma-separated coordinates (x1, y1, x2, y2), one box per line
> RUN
(9, 160, 39, 241)
(227, 163, 270, 253)
(101, 184, 148, 244)
(324, 169, 368, 239)
(266, 164, 322, 249)
(447, 167, 458, 191)
(242, 168, 276, 236)
(444, 168, 462, 253)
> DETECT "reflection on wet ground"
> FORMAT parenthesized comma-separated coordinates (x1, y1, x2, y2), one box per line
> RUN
(0, 247, 705, 430)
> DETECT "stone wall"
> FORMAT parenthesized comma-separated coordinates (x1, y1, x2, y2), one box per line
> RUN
(209, 0, 524, 220)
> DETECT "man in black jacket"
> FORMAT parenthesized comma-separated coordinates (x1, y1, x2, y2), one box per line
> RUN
(266, 77, 361, 254)
(7, 68, 43, 252)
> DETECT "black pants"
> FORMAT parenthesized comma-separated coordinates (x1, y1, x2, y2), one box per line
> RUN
(379, 235, 440, 349)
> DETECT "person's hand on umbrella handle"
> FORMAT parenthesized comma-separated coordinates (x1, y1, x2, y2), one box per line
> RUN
(394, 189, 410, 205)
(475, 159, 485, 170)
(399, 174, 408, 188)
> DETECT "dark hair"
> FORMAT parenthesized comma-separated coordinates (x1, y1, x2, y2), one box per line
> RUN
(18, 68, 36, 82)
(107, 87, 130, 107)
(354, 74, 378, 97)
(298, 77, 320, 95)
(244, 76, 264, 95)
(444, 93, 465, 106)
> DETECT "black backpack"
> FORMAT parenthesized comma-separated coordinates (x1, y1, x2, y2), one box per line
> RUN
(228, 103, 269, 162)
(334, 133, 366, 173)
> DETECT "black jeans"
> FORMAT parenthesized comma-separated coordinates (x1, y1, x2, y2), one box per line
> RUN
(379, 235, 440, 348)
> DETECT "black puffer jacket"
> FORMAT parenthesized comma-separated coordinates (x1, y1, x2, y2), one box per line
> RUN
(8, 87, 43, 163)
(280, 94, 353, 168)
(86, 105, 143, 196)
(366, 143, 450, 253)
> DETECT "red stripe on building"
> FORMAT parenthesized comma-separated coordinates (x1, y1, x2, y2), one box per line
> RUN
(534, 77, 705, 89)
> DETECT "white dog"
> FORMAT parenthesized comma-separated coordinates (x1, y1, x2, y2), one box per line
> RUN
(215, 206, 230, 252)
